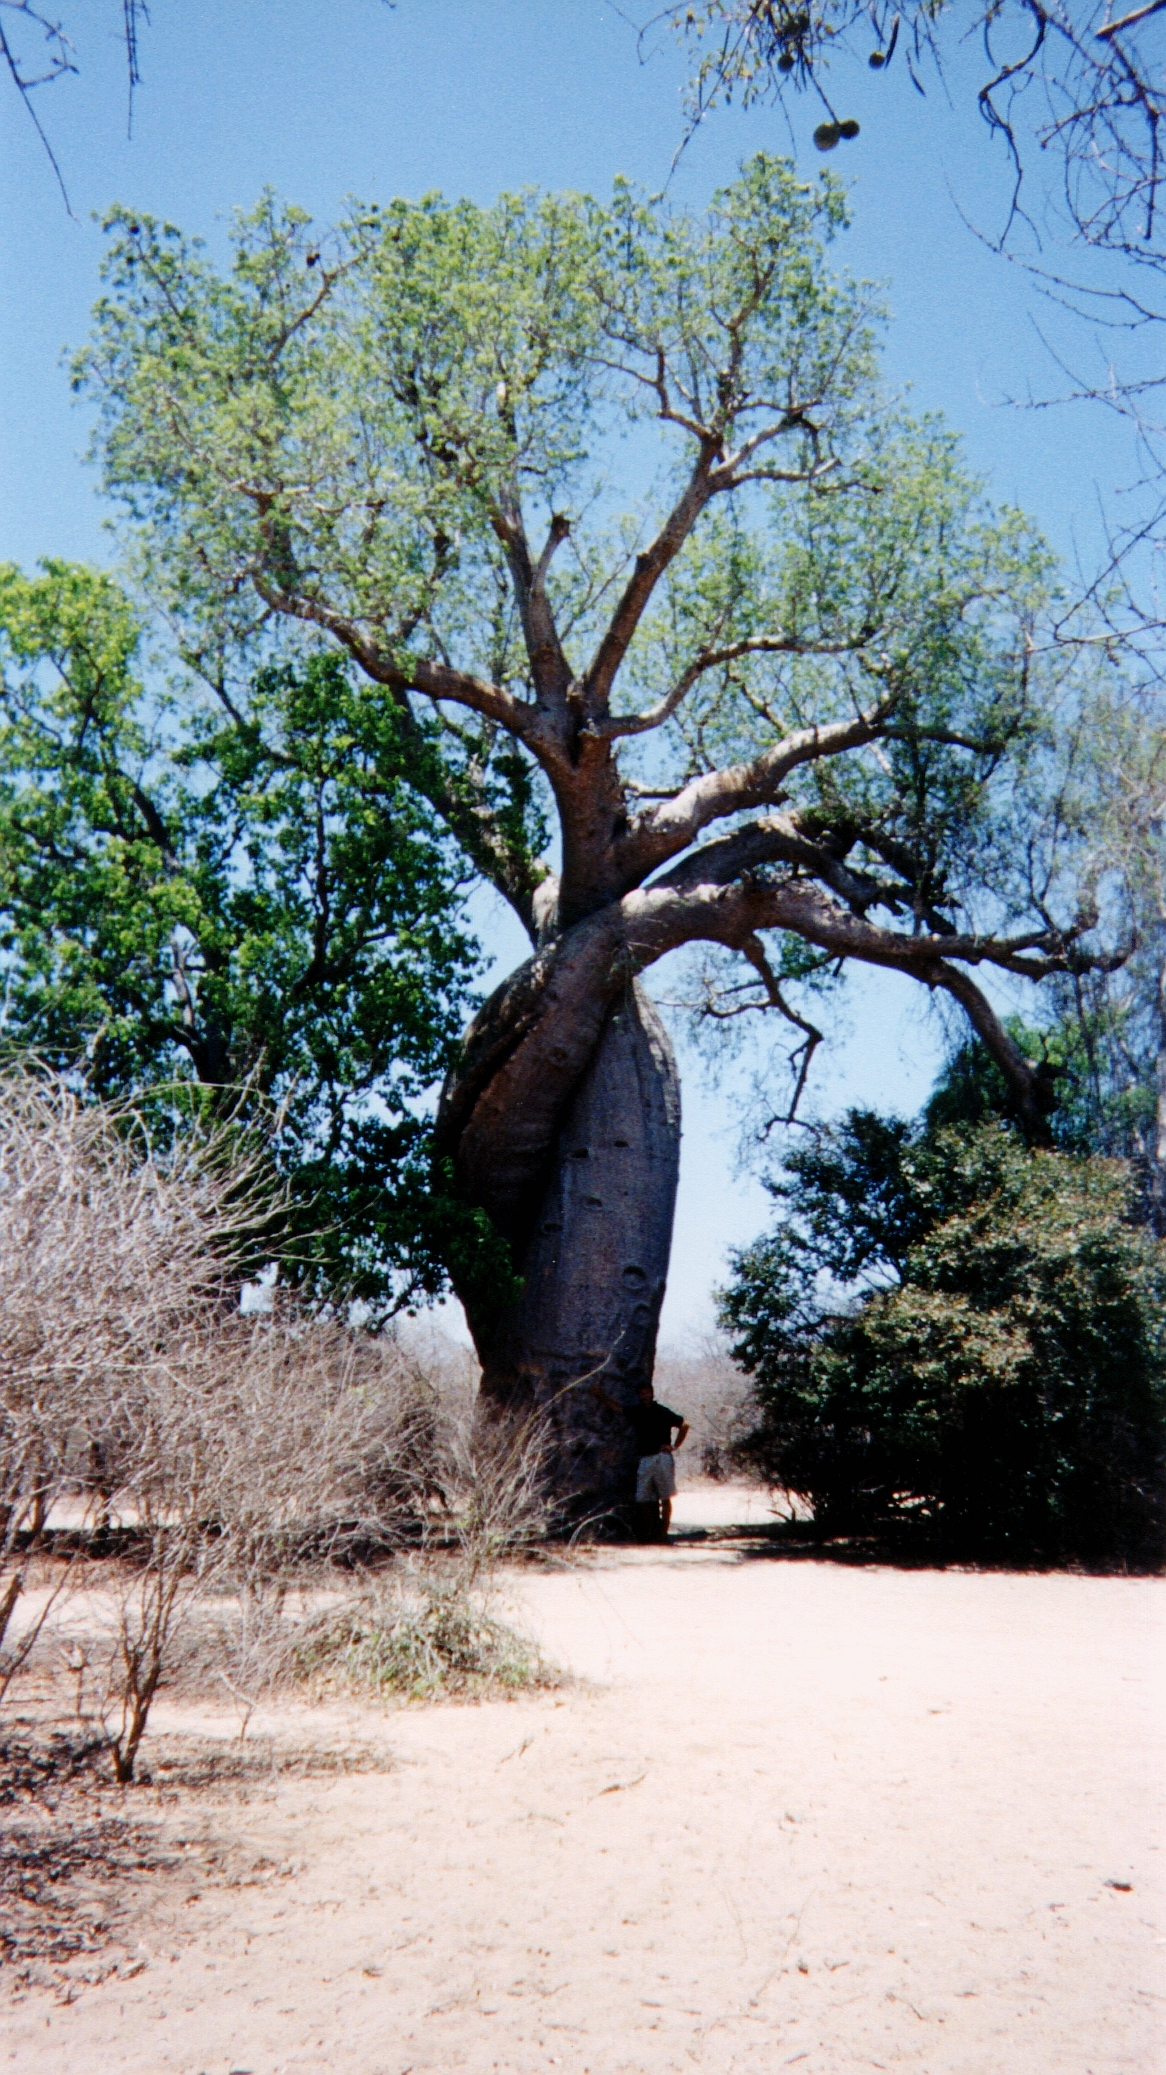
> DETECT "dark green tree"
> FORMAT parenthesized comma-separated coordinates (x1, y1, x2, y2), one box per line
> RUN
(721, 1111, 1166, 1564)
(927, 1012, 1155, 1175)
(0, 558, 488, 1312)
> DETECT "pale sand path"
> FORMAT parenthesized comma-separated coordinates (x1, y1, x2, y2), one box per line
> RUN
(5, 1504, 1163, 2075)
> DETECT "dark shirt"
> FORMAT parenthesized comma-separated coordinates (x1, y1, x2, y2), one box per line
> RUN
(628, 1401, 684, 1459)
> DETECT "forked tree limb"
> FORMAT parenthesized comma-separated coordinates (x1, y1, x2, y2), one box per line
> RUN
(439, 853, 1075, 1232)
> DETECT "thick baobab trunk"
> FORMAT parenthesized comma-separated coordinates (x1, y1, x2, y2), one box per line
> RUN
(458, 983, 681, 1523)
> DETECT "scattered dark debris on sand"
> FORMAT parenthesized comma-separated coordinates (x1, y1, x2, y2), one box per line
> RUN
(0, 1730, 113, 1806)
(0, 1723, 395, 2000)
(1, 1731, 173, 1996)
(2, 1809, 172, 1992)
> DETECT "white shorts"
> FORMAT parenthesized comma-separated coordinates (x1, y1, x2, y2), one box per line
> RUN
(635, 1451, 676, 1503)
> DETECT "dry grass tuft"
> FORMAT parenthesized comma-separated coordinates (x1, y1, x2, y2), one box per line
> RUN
(287, 1575, 560, 1703)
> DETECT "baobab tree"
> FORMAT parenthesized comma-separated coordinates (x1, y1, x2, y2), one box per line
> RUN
(78, 158, 1111, 1511)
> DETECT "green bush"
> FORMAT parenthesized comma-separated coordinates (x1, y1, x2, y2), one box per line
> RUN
(721, 1118, 1166, 1566)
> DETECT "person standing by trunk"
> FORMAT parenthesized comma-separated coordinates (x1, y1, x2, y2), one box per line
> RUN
(592, 1379, 689, 1540)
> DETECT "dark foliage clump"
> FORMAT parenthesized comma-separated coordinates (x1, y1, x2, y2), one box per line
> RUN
(721, 1114, 1166, 1567)
(0, 567, 489, 1317)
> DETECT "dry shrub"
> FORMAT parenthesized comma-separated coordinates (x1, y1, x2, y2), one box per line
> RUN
(160, 1348, 558, 1733)
(82, 1313, 551, 1775)
(391, 1318, 557, 1569)
(0, 1078, 109, 1682)
(0, 1068, 559, 1773)
(0, 1065, 276, 1754)
(437, 1402, 558, 1583)
(91, 1329, 404, 1778)
(92, 1316, 443, 1754)
(186, 1309, 444, 1576)
(286, 1573, 558, 1704)
(653, 1336, 755, 1480)
(0, 1069, 265, 1700)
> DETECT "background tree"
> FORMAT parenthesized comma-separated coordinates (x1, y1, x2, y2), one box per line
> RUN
(0, 0, 151, 208)
(659, 0, 1163, 257)
(75, 159, 1121, 1512)
(1072, 692, 1166, 1232)
(924, 684, 1166, 1223)
(0, 558, 488, 1313)
(721, 1107, 1166, 1564)
(660, 0, 1166, 669)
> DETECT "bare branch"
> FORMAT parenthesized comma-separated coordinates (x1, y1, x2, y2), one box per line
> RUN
(615, 873, 1078, 1132)
(738, 932, 824, 1122)
(0, 2, 76, 212)
(1096, 0, 1166, 38)
(0, 0, 150, 210)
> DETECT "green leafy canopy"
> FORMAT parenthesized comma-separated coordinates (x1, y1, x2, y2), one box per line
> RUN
(75, 158, 1061, 949)
(0, 558, 485, 1311)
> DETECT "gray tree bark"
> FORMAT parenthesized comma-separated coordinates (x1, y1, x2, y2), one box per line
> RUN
(433, 859, 1061, 1528)
(459, 983, 681, 1523)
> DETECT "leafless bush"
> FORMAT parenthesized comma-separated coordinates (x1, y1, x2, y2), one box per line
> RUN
(193, 1310, 444, 1575)
(48, 1311, 554, 1772)
(435, 1398, 558, 1586)
(151, 1339, 557, 1734)
(387, 1317, 565, 1574)
(86, 1311, 454, 1777)
(654, 1335, 755, 1480)
(0, 1067, 269, 1701)
(0, 1068, 560, 1772)
(395, 1314, 480, 1402)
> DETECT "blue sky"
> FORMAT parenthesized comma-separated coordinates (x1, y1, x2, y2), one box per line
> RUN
(0, 1, 1122, 1337)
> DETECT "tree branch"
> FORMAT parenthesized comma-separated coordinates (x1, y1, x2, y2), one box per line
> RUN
(249, 577, 544, 934)
(440, 850, 1089, 1212)
(1096, 0, 1166, 42)
(926, 958, 1057, 1136)
(0, 2, 75, 213)
(736, 932, 824, 1123)
(614, 709, 893, 887)
(250, 575, 530, 736)
(491, 503, 573, 710)
(599, 633, 861, 741)
(581, 442, 721, 714)
(620, 877, 1079, 1136)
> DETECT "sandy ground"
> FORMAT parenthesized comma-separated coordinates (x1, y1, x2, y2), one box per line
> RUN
(4, 1487, 1163, 2075)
